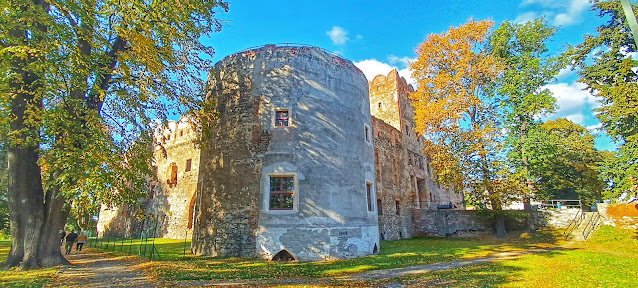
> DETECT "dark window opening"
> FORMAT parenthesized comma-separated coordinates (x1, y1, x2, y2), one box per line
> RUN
(187, 192, 197, 229)
(380, 233, 385, 241)
(395, 200, 401, 215)
(373, 244, 379, 254)
(365, 125, 370, 142)
(272, 250, 295, 261)
(377, 199, 383, 215)
(393, 158, 398, 185)
(366, 183, 373, 211)
(167, 163, 178, 187)
(275, 110, 289, 127)
(269, 176, 294, 210)
(185, 159, 192, 172)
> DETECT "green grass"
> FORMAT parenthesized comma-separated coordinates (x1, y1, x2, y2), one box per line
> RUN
(367, 225, 638, 288)
(88, 237, 194, 261)
(0, 240, 58, 288)
(138, 230, 560, 281)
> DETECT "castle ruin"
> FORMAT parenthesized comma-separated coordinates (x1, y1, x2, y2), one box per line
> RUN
(97, 44, 464, 261)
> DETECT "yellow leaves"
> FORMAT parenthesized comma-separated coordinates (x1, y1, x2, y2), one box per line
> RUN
(411, 18, 505, 193)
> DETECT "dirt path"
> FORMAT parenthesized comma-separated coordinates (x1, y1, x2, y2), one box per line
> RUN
(44, 246, 559, 287)
(45, 248, 160, 288)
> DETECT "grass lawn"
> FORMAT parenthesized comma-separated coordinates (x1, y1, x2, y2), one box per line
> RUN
(360, 225, 638, 288)
(135, 230, 561, 282)
(88, 237, 194, 261)
(0, 240, 59, 288)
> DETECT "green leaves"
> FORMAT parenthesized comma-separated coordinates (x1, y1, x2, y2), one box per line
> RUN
(571, 0, 638, 197)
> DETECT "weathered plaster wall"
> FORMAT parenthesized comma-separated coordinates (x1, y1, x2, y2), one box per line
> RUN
(369, 70, 464, 241)
(193, 45, 379, 261)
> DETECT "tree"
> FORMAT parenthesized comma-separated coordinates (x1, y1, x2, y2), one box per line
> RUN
(410, 19, 512, 237)
(0, 0, 227, 269)
(526, 119, 606, 206)
(572, 0, 638, 197)
(488, 19, 566, 215)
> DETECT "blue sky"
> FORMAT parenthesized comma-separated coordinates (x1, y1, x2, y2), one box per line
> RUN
(201, 0, 616, 150)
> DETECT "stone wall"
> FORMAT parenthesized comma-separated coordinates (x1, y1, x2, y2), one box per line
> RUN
(193, 45, 379, 261)
(414, 209, 583, 237)
(369, 69, 464, 241)
(97, 118, 200, 240)
(597, 203, 638, 229)
(148, 118, 200, 239)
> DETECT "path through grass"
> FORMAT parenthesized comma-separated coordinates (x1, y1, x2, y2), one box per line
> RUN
(362, 226, 638, 287)
(137, 230, 561, 281)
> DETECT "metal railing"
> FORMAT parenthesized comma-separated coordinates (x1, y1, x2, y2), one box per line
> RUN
(542, 199, 582, 209)
(582, 212, 601, 240)
(563, 208, 584, 238)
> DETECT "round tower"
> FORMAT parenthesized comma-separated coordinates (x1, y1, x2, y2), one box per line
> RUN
(192, 44, 379, 261)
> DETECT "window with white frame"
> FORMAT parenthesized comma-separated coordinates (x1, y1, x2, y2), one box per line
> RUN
(269, 176, 295, 210)
(275, 109, 290, 127)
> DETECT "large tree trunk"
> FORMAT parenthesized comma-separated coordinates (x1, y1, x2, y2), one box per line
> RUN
(520, 117, 535, 232)
(3, 65, 46, 270)
(38, 182, 70, 267)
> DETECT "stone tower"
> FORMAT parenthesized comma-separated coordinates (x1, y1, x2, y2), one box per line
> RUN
(369, 70, 465, 241)
(192, 44, 379, 261)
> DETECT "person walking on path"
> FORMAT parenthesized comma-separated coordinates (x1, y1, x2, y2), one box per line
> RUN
(76, 232, 88, 253)
(65, 230, 79, 255)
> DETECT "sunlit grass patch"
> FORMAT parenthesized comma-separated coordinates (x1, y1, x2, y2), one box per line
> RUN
(0, 240, 58, 288)
(369, 226, 638, 288)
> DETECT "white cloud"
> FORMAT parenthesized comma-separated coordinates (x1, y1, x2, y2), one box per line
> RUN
(353, 59, 416, 86)
(326, 26, 349, 45)
(517, 0, 590, 26)
(555, 65, 575, 81)
(388, 55, 414, 67)
(586, 123, 603, 133)
(565, 113, 585, 124)
(544, 81, 602, 124)
(514, 12, 539, 24)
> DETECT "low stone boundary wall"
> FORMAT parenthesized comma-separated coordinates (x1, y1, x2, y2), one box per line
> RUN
(597, 203, 638, 229)
(414, 208, 582, 237)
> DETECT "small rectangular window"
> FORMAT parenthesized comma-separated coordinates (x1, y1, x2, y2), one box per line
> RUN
(275, 110, 289, 127)
(366, 183, 373, 211)
(365, 125, 370, 143)
(185, 159, 192, 172)
(395, 201, 401, 215)
(377, 199, 383, 215)
(269, 176, 294, 210)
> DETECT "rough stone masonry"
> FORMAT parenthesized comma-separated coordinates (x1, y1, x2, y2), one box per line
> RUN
(191, 45, 380, 261)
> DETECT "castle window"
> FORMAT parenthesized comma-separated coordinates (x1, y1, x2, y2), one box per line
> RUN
(269, 176, 294, 210)
(167, 163, 178, 187)
(185, 159, 192, 172)
(393, 158, 398, 185)
(275, 109, 290, 127)
(365, 124, 371, 143)
(395, 200, 401, 215)
(377, 199, 383, 215)
(366, 182, 374, 211)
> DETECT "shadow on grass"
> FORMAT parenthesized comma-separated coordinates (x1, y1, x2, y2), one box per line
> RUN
(136, 229, 569, 282)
